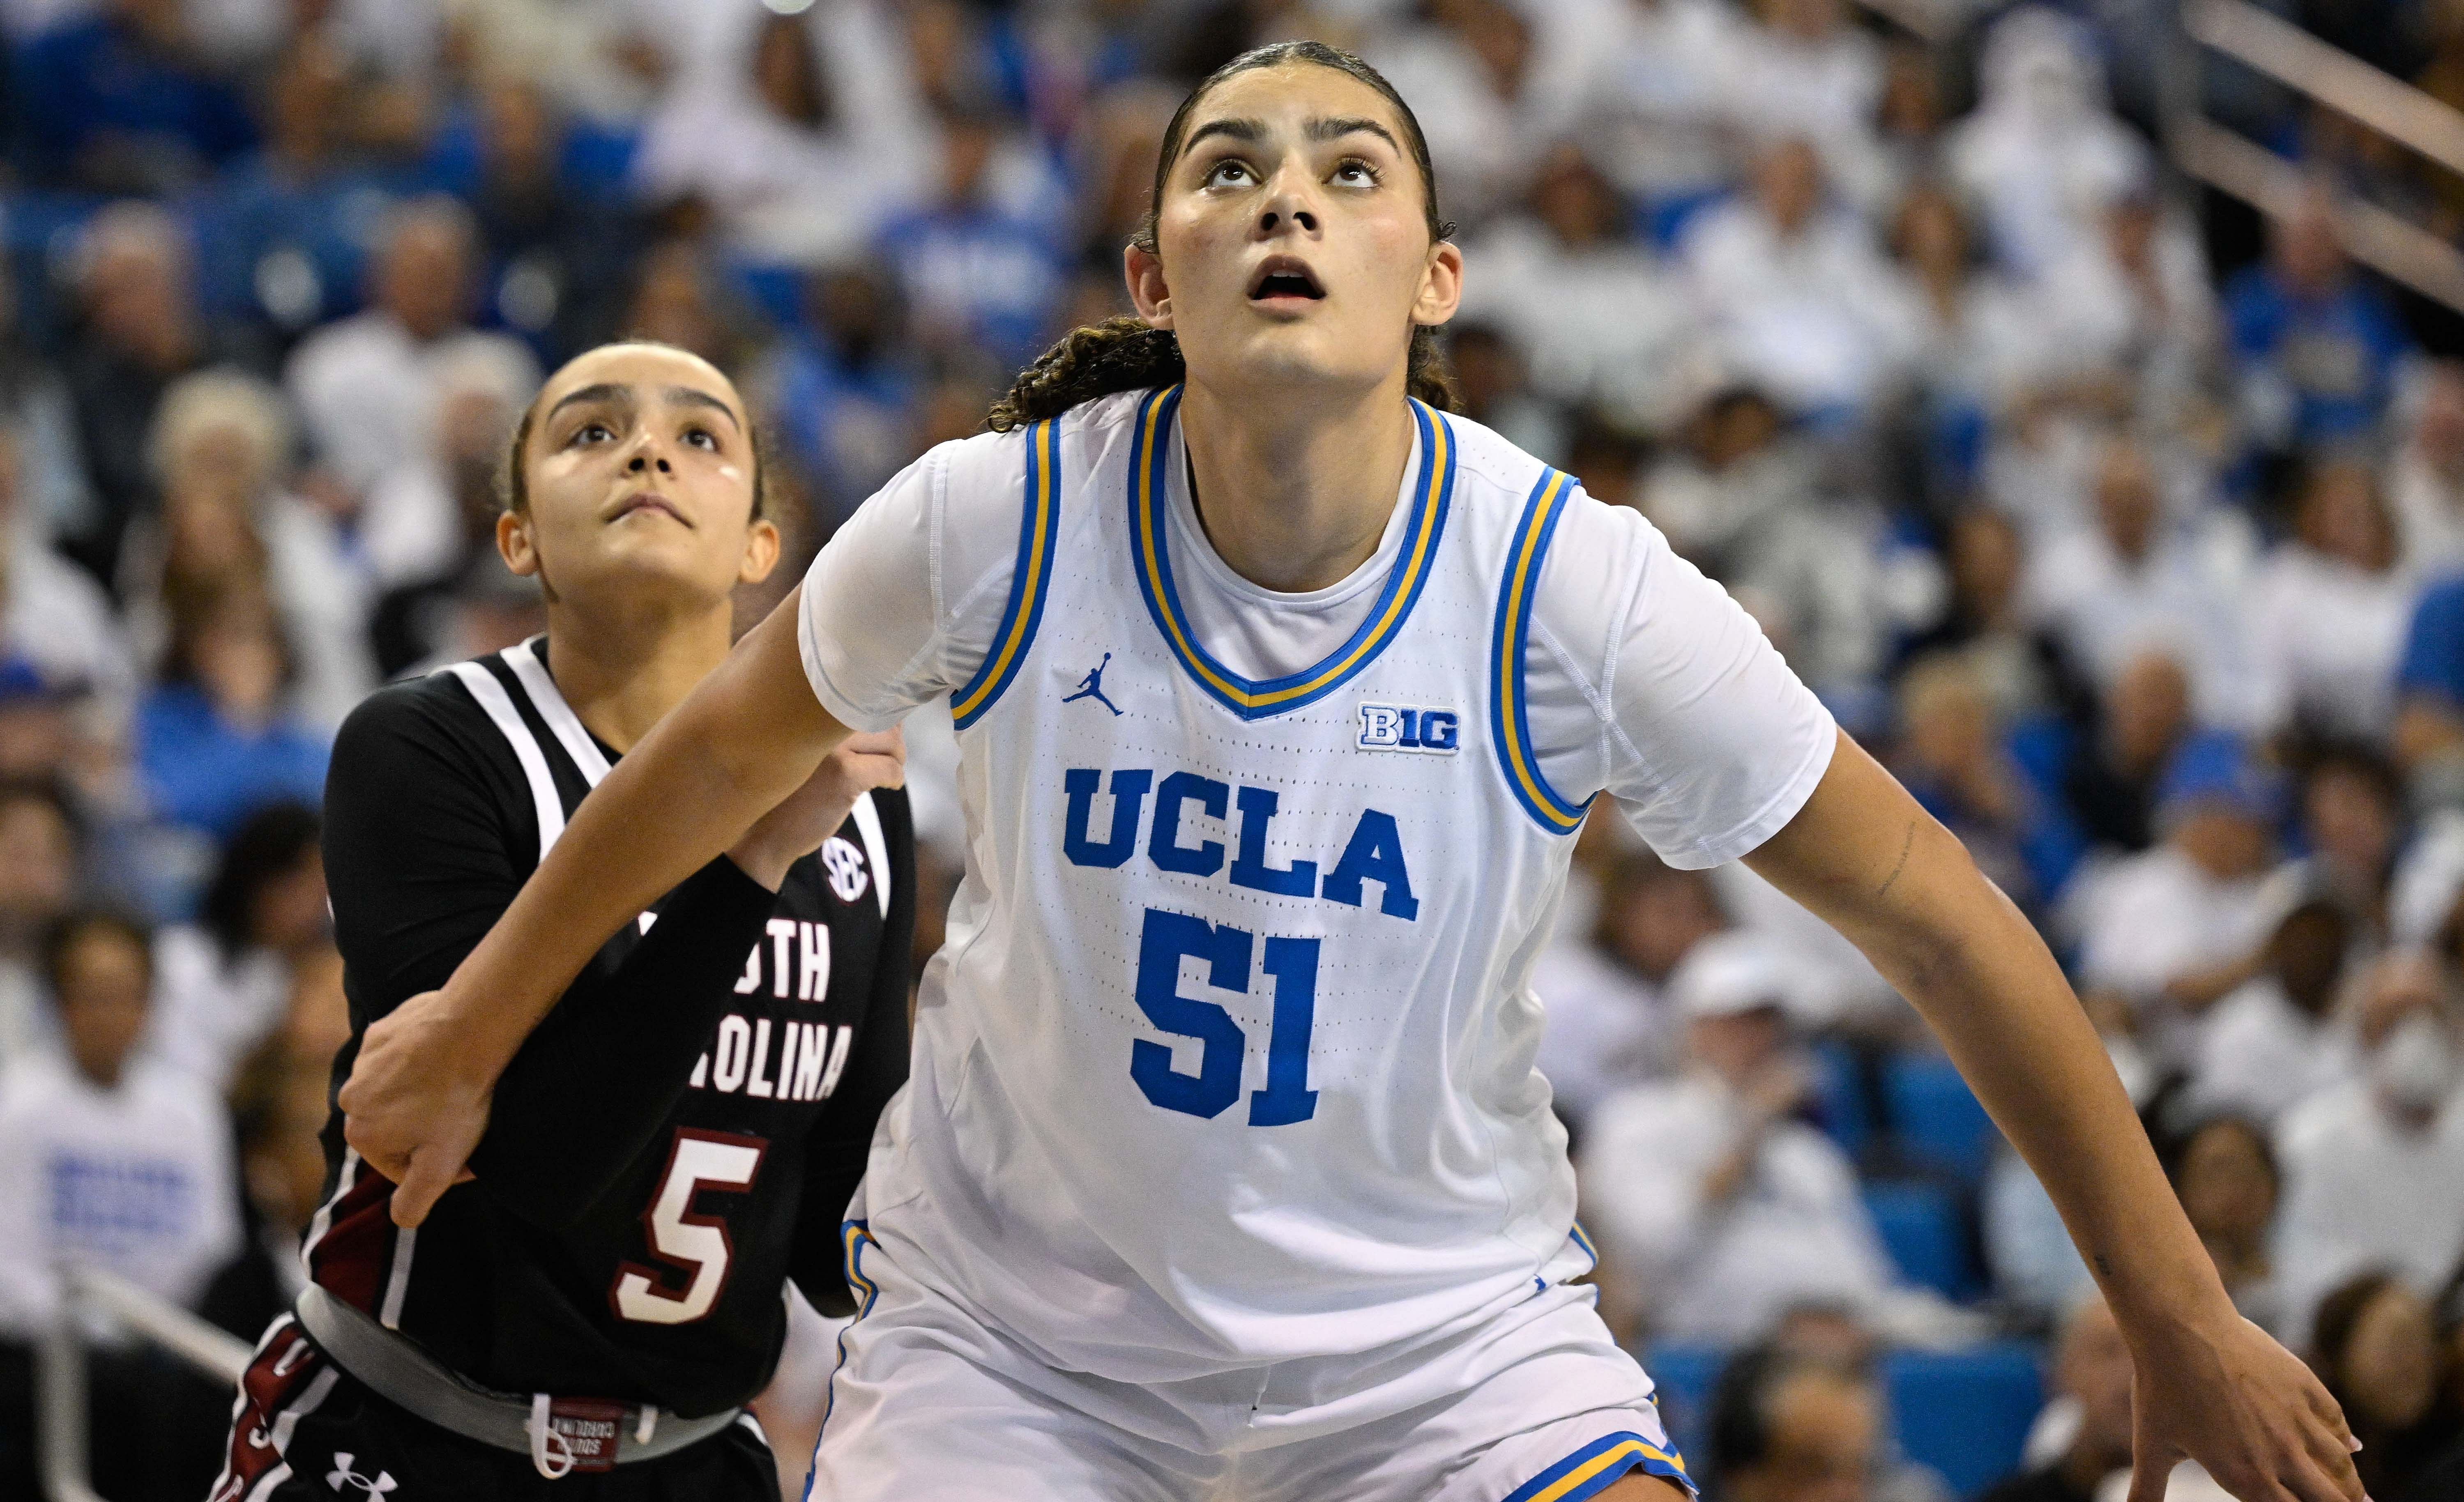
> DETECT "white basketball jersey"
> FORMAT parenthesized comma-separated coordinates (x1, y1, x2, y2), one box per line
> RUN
(859, 387, 1614, 1382)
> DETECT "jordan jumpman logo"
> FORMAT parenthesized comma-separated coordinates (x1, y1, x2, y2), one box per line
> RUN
(1062, 654, 1123, 715)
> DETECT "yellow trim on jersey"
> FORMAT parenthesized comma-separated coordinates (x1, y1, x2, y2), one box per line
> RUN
(1130, 386, 1451, 718)
(951, 418, 1059, 728)
(1492, 469, 1587, 834)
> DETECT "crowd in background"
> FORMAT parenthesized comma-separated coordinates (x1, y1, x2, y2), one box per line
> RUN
(0, 0, 2458, 1498)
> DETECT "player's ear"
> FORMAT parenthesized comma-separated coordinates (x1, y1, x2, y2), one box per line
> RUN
(1412, 239, 1463, 330)
(497, 508, 537, 577)
(739, 516, 782, 584)
(1126, 242, 1172, 330)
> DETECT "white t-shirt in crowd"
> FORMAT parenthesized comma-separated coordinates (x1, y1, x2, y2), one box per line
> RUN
(2189, 977, 2354, 1127)
(1580, 1071, 1893, 1343)
(0, 1052, 240, 1335)
(2272, 1079, 2464, 1341)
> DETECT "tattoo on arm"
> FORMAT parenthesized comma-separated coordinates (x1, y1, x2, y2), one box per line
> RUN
(2094, 1253, 2114, 1279)
(1875, 821, 1916, 900)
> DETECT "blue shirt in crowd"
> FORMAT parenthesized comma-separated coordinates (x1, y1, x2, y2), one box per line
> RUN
(134, 684, 329, 842)
(2223, 264, 2411, 449)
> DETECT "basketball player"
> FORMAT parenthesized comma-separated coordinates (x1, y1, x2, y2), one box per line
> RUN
(341, 44, 2361, 1502)
(212, 342, 914, 1499)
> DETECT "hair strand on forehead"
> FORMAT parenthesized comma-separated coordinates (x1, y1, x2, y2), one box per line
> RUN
(989, 41, 1458, 433)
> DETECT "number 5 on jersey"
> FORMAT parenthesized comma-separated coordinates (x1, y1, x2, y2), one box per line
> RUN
(1132, 908, 1320, 1126)
(612, 1129, 767, 1324)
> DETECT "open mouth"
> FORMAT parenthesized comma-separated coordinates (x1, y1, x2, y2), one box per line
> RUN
(1248, 258, 1325, 302)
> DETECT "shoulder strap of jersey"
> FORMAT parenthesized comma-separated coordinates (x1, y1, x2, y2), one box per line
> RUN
(951, 416, 1062, 731)
(440, 652, 567, 864)
(1490, 467, 1594, 837)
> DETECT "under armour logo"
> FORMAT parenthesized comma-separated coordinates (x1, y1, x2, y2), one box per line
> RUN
(820, 837, 870, 902)
(1062, 654, 1123, 716)
(327, 1455, 397, 1495)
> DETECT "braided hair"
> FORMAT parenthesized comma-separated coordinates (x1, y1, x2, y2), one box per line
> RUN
(988, 40, 1458, 432)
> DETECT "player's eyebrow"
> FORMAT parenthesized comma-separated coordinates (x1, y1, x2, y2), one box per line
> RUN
(664, 386, 742, 432)
(1308, 116, 1400, 154)
(545, 382, 631, 423)
(1183, 117, 1264, 153)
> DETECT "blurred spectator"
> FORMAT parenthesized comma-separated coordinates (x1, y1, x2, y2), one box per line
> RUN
(1577, 0, 1742, 211)
(1533, 852, 1722, 1137)
(631, 6, 930, 269)
(2034, 190, 2224, 439)
(9, 0, 255, 194)
(1977, 1298, 2134, 1502)
(1705, 1343, 1883, 1502)
(1943, 8, 2148, 281)
(133, 584, 327, 843)
(1681, 136, 1911, 419)
(2165, 1114, 2287, 1334)
(193, 35, 387, 338)
(2390, 359, 2464, 573)
(2189, 902, 2355, 1127)
(1445, 322, 1567, 464)
(2225, 192, 2413, 455)
(1463, 146, 1703, 432)
(147, 800, 322, 1092)
(461, 75, 636, 361)
(1902, 510, 2049, 722)
(2309, 1273, 2448, 1501)
(1881, 182, 2038, 510)
(876, 104, 1068, 373)
(0, 909, 240, 1329)
(198, 1037, 325, 1341)
(754, 258, 924, 524)
(126, 369, 372, 728)
(1720, 0, 1884, 202)
(0, 423, 136, 732)
(2020, 437, 2254, 733)
(61, 202, 272, 584)
(1581, 931, 1895, 1343)
(283, 195, 541, 503)
(614, 237, 770, 374)
(0, 782, 78, 1063)
(357, 339, 533, 594)
(0, 255, 97, 538)
(2066, 731, 2286, 1065)
(2247, 459, 2411, 741)
(1369, 0, 1584, 225)
(2296, 744, 2402, 943)
(1894, 653, 2040, 914)
(2273, 951, 2464, 1332)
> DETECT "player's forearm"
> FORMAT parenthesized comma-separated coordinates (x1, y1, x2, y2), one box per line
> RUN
(441, 599, 848, 1074)
(1747, 736, 2237, 1335)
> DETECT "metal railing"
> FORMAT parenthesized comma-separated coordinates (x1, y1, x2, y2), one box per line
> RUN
(39, 1266, 253, 1502)
(2172, 0, 2464, 314)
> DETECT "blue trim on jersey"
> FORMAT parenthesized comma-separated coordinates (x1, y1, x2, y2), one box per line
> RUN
(951, 417, 1061, 730)
(1502, 1430, 1694, 1502)
(1127, 385, 1455, 720)
(813, 1219, 882, 1467)
(1570, 1219, 1600, 1270)
(1490, 468, 1593, 835)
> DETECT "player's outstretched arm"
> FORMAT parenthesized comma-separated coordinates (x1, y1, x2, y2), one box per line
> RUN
(1742, 730, 2363, 1502)
(339, 589, 853, 1226)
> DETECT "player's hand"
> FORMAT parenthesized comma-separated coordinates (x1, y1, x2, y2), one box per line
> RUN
(2124, 1310, 2362, 1502)
(728, 728, 905, 890)
(339, 987, 490, 1228)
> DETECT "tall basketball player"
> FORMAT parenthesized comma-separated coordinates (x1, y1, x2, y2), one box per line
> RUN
(340, 43, 2360, 1502)
(213, 342, 913, 1500)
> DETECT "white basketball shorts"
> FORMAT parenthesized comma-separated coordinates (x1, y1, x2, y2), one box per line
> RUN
(804, 1221, 1695, 1502)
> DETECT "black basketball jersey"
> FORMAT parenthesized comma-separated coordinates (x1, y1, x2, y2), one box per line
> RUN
(304, 638, 912, 1417)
